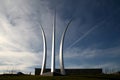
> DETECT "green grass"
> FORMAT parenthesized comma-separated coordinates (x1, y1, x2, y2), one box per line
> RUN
(0, 74, 120, 80)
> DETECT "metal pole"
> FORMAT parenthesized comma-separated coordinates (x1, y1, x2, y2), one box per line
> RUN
(59, 18, 73, 75)
(40, 24, 47, 75)
(51, 10, 56, 73)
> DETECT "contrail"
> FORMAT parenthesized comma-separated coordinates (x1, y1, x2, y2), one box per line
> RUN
(67, 8, 120, 49)
(68, 19, 105, 48)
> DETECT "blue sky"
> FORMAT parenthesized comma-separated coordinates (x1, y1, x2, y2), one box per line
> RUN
(0, 0, 120, 74)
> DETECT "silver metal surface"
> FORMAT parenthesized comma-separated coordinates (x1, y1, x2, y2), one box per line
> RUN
(40, 24, 47, 75)
(59, 19, 73, 75)
(51, 10, 56, 73)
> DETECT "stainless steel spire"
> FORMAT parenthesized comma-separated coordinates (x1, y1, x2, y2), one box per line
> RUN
(51, 10, 56, 73)
(40, 24, 47, 75)
(40, 9, 73, 75)
(59, 19, 73, 75)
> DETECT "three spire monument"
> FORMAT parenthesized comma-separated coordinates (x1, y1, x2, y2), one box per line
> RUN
(40, 11, 73, 76)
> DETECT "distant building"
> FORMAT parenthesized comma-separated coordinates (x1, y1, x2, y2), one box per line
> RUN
(35, 68, 102, 75)
(114, 71, 120, 75)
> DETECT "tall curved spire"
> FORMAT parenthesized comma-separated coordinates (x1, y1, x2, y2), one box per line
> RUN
(40, 24, 47, 75)
(51, 10, 56, 73)
(59, 18, 73, 75)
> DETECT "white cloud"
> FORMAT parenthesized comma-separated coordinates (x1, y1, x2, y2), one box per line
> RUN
(0, 0, 60, 74)
(65, 46, 120, 59)
(63, 46, 120, 73)
(0, 51, 42, 74)
(0, 0, 73, 73)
